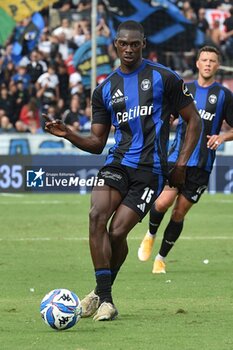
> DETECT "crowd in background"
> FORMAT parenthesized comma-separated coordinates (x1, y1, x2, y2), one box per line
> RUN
(0, 0, 233, 134)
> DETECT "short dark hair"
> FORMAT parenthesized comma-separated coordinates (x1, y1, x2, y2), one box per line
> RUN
(116, 20, 144, 39)
(197, 46, 220, 60)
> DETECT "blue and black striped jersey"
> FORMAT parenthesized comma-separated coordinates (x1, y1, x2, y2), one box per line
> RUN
(169, 80, 233, 172)
(91, 59, 193, 175)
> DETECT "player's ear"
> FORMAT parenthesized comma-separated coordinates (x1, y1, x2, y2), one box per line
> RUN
(142, 38, 146, 48)
(114, 38, 117, 48)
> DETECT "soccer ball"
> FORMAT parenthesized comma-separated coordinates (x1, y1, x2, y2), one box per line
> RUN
(40, 288, 82, 330)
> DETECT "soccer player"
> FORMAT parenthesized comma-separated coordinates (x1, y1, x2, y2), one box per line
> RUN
(138, 46, 233, 274)
(44, 21, 201, 320)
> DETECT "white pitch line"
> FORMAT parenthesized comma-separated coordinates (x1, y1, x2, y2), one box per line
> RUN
(0, 200, 79, 205)
(0, 193, 25, 197)
(0, 236, 232, 242)
(201, 199, 233, 203)
(0, 199, 232, 204)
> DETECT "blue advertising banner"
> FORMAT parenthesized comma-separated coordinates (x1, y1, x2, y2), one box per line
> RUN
(209, 156, 233, 194)
(1, 154, 233, 194)
(0, 155, 106, 193)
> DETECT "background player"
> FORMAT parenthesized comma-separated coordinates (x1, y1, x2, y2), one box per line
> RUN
(44, 20, 201, 320)
(138, 46, 233, 274)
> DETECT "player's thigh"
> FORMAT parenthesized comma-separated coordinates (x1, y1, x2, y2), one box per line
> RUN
(109, 204, 141, 240)
(171, 193, 194, 221)
(90, 185, 123, 222)
(156, 185, 178, 212)
(90, 164, 129, 221)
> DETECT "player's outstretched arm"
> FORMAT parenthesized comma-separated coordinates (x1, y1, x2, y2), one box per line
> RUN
(169, 102, 202, 188)
(207, 128, 233, 150)
(43, 114, 111, 154)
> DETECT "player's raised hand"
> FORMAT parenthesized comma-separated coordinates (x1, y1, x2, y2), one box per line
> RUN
(43, 114, 70, 138)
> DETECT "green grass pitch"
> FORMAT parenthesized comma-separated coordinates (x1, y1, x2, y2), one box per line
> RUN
(0, 193, 233, 350)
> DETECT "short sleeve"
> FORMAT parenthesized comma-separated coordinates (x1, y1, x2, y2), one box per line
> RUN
(223, 89, 233, 127)
(165, 74, 194, 111)
(91, 87, 111, 125)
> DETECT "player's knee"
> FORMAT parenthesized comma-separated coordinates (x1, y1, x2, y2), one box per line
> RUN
(171, 208, 185, 222)
(109, 223, 128, 242)
(89, 206, 108, 228)
(156, 198, 172, 212)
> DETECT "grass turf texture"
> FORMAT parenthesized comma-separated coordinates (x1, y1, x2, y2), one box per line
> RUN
(0, 193, 233, 350)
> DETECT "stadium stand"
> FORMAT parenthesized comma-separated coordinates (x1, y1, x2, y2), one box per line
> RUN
(0, 0, 233, 134)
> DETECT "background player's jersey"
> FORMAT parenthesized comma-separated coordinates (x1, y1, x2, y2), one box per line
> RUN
(169, 80, 233, 172)
(92, 59, 193, 175)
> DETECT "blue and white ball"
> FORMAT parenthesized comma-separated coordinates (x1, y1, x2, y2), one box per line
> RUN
(40, 289, 82, 330)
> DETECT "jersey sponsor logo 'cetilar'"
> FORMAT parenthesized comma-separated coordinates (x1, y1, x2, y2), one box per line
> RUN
(116, 104, 153, 124)
(199, 109, 216, 121)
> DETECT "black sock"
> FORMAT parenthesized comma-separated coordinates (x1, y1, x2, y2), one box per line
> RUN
(149, 206, 166, 236)
(95, 269, 113, 304)
(159, 219, 184, 257)
(111, 267, 120, 286)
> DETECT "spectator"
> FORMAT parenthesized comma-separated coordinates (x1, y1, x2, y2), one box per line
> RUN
(63, 93, 84, 132)
(11, 80, 30, 122)
(38, 30, 52, 59)
(97, 2, 108, 23)
(27, 49, 47, 84)
(69, 69, 83, 95)
(189, 1, 207, 14)
(57, 63, 70, 108)
(46, 105, 60, 121)
(197, 8, 210, 37)
(73, 20, 90, 48)
(53, 52, 64, 67)
(52, 18, 74, 40)
(36, 63, 60, 112)
(27, 50, 47, 97)
(64, 52, 76, 75)
(11, 63, 31, 90)
(96, 18, 111, 38)
(182, 1, 197, 23)
(15, 97, 41, 134)
(223, 6, 233, 60)
(210, 20, 223, 47)
(79, 104, 91, 131)
(0, 61, 16, 87)
(76, 0, 92, 15)
(0, 84, 15, 130)
(1, 45, 12, 65)
(52, 0, 72, 10)
(50, 1, 74, 28)
(217, 0, 232, 11)
(54, 32, 70, 60)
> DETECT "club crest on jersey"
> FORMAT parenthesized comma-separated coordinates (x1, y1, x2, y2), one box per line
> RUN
(141, 79, 151, 91)
(208, 94, 217, 104)
(182, 82, 191, 96)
